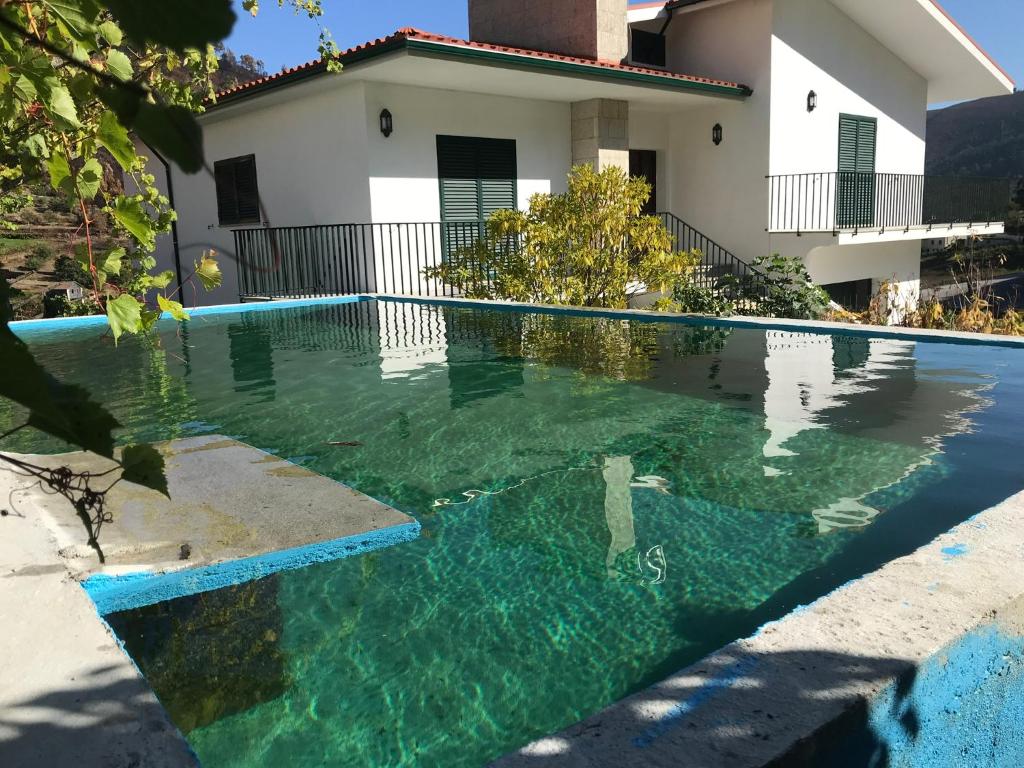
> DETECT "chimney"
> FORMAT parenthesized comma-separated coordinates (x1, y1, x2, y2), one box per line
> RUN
(468, 0, 628, 62)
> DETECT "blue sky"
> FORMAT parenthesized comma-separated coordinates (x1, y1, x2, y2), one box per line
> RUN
(225, 0, 1022, 88)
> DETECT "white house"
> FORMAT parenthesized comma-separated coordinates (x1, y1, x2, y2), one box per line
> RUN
(147, 0, 1014, 313)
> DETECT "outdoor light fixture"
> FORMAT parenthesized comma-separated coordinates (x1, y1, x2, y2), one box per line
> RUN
(712, 123, 723, 146)
(807, 90, 818, 112)
(379, 108, 393, 138)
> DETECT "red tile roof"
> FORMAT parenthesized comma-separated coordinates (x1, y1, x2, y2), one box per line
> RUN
(213, 27, 749, 104)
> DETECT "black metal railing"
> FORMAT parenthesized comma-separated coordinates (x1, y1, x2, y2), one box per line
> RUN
(234, 222, 488, 300)
(767, 172, 1010, 235)
(235, 216, 767, 309)
(657, 212, 766, 310)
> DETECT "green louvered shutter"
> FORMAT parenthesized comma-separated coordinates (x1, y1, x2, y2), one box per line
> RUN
(836, 115, 877, 229)
(437, 136, 517, 257)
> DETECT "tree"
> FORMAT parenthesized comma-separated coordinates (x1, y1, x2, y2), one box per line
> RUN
(425, 164, 699, 309)
(0, 0, 336, 555)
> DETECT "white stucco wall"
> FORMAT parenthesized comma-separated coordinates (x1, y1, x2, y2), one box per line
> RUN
(157, 80, 371, 304)
(362, 82, 571, 224)
(804, 239, 921, 313)
(769, 0, 928, 177)
(661, 0, 774, 263)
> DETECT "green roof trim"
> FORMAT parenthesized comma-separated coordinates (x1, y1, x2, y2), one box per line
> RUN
(211, 33, 752, 110)
(402, 39, 753, 98)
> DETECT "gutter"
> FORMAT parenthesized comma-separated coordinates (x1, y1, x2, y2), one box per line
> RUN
(144, 145, 185, 295)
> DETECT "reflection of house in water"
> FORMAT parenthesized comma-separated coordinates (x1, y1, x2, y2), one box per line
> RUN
(376, 301, 450, 380)
(649, 326, 984, 531)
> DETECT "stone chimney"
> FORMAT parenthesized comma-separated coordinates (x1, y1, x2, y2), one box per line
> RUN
(469, 0, 628, 62)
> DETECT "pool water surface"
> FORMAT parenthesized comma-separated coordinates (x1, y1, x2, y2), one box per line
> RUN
(5, 299, 1024, 767)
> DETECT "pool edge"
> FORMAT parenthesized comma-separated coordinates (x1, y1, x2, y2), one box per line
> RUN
(11, 292, 1024, 349)
(82, 520, 422, 616)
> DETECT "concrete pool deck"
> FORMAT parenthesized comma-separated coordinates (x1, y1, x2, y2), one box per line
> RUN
(492, 490, 1024, 767)
(0, 436, 417, 767)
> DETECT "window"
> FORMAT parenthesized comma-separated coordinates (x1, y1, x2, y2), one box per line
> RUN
(631, 29, 666, 68)
(437, 136, 517, 256)
(214, 155, 261, 226)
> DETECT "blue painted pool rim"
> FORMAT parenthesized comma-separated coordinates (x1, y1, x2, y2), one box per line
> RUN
(10, 292, 1024, 350)
(82, 520, 421, 616)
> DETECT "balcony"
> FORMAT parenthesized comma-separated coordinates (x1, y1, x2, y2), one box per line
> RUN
(767, 173, 1010, 238)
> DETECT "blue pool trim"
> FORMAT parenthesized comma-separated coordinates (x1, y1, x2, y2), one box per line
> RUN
(8, 294, 370, 334)
(10, 292, 1024, 348)
(82, 520, 421, 615)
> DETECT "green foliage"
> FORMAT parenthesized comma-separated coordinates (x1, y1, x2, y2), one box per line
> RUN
(53, 253, 88, 282)
(724, 255, 830, 320)
(672, 280, 734, 316)
(0, 0, 338, 550)
(425, 165, 699, 309)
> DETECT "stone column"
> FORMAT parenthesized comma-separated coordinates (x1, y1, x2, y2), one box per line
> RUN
(571, 99, 630, 173)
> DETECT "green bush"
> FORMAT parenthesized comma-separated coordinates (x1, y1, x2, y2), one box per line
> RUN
(672, 281, 734, 316)
(424, 165, 699, 309)
(53, 254, 90, 282)
(723, 255, 830, 320)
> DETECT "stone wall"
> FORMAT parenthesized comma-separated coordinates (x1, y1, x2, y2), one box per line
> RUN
(571, 99, 629, 172)
(469, 0, 628, 62)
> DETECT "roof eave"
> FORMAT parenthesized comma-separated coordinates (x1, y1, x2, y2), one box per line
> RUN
(208, 35, 752, 112)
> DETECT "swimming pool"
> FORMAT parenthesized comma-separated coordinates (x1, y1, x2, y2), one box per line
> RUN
(6, 298, 1024, 767)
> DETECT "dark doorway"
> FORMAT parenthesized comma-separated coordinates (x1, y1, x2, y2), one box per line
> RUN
(629, 149, 658, 215)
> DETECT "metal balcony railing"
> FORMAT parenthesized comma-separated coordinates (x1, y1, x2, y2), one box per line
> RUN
(767, 172, 1011, 235)
(234, 216, 768, 306)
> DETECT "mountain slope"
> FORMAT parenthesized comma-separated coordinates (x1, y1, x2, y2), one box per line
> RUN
(926, 91, 1024, 178)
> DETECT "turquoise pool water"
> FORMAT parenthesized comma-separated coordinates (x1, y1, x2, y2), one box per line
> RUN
(6, 299, 1024, 767)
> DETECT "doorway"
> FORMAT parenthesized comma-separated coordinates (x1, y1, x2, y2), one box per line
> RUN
(629, 149, 658, 215)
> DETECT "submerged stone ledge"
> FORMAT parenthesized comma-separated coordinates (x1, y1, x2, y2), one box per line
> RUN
(491, 490, 1024, 767)
(0, 436, 417, 767)
(15, 434, 419, 610)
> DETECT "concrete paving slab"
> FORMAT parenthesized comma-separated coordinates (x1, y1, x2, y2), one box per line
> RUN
(0, 493, 197, 768)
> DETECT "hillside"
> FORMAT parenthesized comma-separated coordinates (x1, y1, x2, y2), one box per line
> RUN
(926, 91, 1024, 178)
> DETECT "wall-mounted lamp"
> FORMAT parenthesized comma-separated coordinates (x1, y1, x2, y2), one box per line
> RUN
(379, 108, 393, 138)
(712, 123, 723, 146)
(807, 90, 817, 112)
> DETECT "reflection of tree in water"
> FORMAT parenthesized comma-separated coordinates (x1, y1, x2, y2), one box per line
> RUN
(106, 579, 289, 734)
(449, 310, 732, 383)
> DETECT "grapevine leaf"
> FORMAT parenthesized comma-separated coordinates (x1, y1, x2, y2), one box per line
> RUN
(98, 247, 124, 277)
(12, 75, 37, 102)
(139, 307, 160, 334)
(97, 110, 135, 171)
(120, 444, 169, 497)
(97, 20, 122, 47)
(148, 270, 175, 290)
(43, 84, 80, 129)
(104, 49, 133, 81)
(100, 89, 204, 174)
(194, 255, 222, 291)
(41, 0, 101, 44)
(157, 293, 189, 322)
(76, 157, 103, 200)
(106, 293, 142, 343)
(47, 153, 73, 195)
(110, 195, 155, 250)
(23, 134, 48, 159)
(103, 0, 236, 52)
